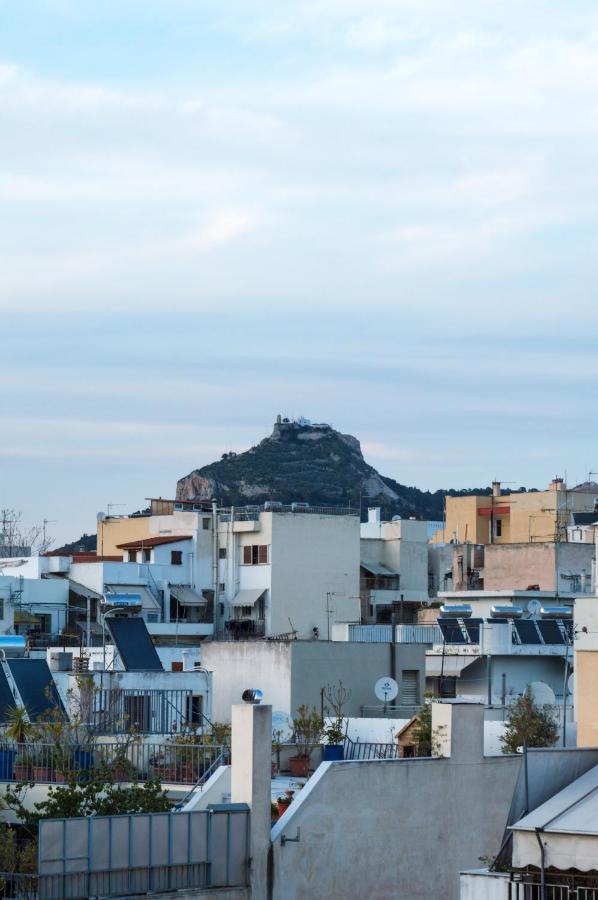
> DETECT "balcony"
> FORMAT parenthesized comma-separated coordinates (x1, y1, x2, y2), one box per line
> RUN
(215, 619, 266, 640)
(0, 741, 229, 785)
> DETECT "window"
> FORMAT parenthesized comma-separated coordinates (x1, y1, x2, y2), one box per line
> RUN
(242, 544, 269, 565)
(218, 548, 227, 559)
(240, 605, 253, 616)
(219, 582, 225, 592)
(186, 694, 203, 725)
(202, 518, 210, 530)
(127, 550, 137, 563)
(401, 670, 419, 706)
(143, 548, 151, 563)
(495, 519, 502, 538)
(171, 550, 183, 565)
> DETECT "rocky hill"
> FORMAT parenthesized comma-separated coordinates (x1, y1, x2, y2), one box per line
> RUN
(176, 417, 493, 520)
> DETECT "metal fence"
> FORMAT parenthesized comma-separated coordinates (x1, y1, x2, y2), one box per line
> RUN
(91, 688, 206, 735)
(37, 805, 249, 899)
(219, 504, 358, 521)
(0, 742, 228, 785)
(0, 872, 38, 899)
(509, 883, 598, 899)
(343, 737, 400, 760)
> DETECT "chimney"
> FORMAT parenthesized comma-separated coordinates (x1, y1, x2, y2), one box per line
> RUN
(231, 703, 272, 899)
(492, 481, 501, 498)
(368, 508, 381, 524)
(431, 700, 485, 762)
(550, 477, 566, 492)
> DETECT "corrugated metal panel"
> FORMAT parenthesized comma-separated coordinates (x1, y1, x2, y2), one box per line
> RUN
(360, 561, 399, 577)
(348, 625, 393, 642)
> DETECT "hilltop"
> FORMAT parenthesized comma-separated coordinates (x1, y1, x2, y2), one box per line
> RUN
(176, 417, 493, 520)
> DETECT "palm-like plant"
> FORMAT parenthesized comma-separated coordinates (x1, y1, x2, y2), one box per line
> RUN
(5, 707, 34, 744)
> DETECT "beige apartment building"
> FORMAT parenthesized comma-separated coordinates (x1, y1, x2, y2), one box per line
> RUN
(433, 479, 598, 545)
(574, 595, 598, 747)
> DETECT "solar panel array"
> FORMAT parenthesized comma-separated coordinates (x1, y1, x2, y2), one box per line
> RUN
(437, 616, 571, 647)
(107, 617, 163, 671)
(0, 665, 16, 723)
(7, 659, 66, 721)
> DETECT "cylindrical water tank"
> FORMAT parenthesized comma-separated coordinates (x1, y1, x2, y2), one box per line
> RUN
(0, 635, 27, 657)
(439, 604, 472, 618)
(100, 594, 143, 615)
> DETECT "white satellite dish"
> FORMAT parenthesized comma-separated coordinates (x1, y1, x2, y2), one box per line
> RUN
(374, 677, 399, 703)
(271, 711, 293, 742)
(529, 681, 556, 707)
(527, 599, 541, 617)
(567, 673, 575, 695)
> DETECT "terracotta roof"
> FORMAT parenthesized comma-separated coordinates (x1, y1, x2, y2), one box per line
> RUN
(116, 535, 193, 550)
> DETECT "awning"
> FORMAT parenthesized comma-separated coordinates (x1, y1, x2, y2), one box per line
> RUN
(426, 655, 478, 677)
(105, 584, 160, 611)
(360, 560, 399, 577)
(69, 580, 102, 601)
(512, 765, 598, 872)
(229, 588, 266, 607)
(170, 585, 208, 606)
(14, 611, 41, 625)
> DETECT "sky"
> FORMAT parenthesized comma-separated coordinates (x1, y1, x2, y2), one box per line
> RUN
(1, 0, 598, 545)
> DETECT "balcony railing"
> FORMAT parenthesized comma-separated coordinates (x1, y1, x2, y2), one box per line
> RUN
(91, 688, 208, 735)
(215, 619, 266, 640)
(0, 742, 229, 785)
(360, 576, 401, 592)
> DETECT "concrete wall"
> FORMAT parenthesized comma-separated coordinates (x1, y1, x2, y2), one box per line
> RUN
(270, 512, 360, 638)
(201, 640, 425, 722)
(361, 518, 430, 601)
(460, 871, 509, 900)
(270, 703, 521, 900)
(483, 542, 594, 592)
(290, 641, 425, 717)
(201, 642, 293, 722)
(456, 654, 569, 706)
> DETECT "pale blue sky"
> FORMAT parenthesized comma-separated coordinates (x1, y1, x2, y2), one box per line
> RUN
(1, 1, 597, 544)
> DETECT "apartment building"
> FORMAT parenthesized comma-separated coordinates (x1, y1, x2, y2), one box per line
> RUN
(216, 505, 360, 639)
(434, 479, 598, 545)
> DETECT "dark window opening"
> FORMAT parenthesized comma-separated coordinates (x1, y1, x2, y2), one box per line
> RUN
(171, 550, 183, 565)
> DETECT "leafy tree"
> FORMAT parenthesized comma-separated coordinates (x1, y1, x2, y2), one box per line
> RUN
(501, 688, 559, 754)
(409, 697, 447, 757)
(4, 772, 170, 823)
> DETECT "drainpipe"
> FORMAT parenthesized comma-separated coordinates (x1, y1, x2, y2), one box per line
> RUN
(212, 501, 219, 630)
(534, 828, 546, 900)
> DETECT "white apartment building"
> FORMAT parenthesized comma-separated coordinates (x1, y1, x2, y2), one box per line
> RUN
(216, 506, 360, 639)
(360, 508, 431, 621)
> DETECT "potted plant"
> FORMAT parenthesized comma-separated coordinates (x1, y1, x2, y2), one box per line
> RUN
(276, 789, 294, 818)
(323, 718, 345, 761)
(4, 707, 35, 781)
(289, 705, 324, 777)
(271, 801, 279, 825)
(12, 752, 33, 781)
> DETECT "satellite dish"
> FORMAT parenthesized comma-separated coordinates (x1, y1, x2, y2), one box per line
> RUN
(567, 673, 575, 695)
(271, 711, 293, 742)
(530, 681, 556, 707)
(374, 677, 399, 703)
(527, 599, 541, 617)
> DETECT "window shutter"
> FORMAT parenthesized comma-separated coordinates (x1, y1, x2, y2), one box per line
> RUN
(243, 546, 252, 565)
(258, 545, 268, 564)
(401, 671, 419, 706)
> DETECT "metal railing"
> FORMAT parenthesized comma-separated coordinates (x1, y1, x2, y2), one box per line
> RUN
(395, 624, 442, 644)
(508, 879, 598, 899)
(219, 504, 358, 521)
(0, 871, 37, 899)
(91, 688, 206, 735)
(25, 633, 81, 650)
(215, 619, 266, 640)
(343, 737, 400, 760)
(0, 742, 227, 785)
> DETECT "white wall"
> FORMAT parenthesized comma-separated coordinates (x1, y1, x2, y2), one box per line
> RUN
(269, 512, 360, 638)
(201, 641, 293, 722)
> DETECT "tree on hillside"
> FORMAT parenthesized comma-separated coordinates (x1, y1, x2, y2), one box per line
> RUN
(501, 687, 559, 754)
